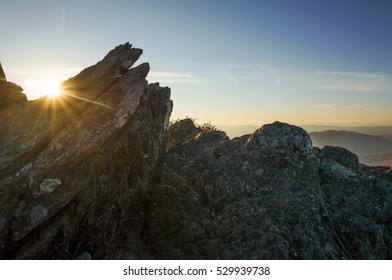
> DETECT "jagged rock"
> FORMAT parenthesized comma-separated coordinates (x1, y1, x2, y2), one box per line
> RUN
(0, 43, 172, 259)
(147, 119, 391, 259)
(0, 63, 27, 109)
(61, 42, 143, 100)
(0, 63, 6, 81)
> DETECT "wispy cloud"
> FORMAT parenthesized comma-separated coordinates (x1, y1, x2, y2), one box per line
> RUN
(214, 62, 392, 93)
(316, 70, 389, 81)
(214, 63, 278, 83)
(215, 63, 272, 69)
(307, 70, 392, 93)
(308, 83, 378, 92)
(148, 71, 200, 83)
(310, 103, 379, 114)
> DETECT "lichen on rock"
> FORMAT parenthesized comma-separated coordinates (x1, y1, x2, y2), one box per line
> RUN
(39, 178, 61, 193)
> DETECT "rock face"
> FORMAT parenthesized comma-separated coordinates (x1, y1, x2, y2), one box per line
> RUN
(147, 120, 391, 259)
(0, 63, 27, 109)
(1, 45, 390, 260)
(0, 43, 172, 259)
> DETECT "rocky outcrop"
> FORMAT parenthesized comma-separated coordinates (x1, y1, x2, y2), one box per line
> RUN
(1, 45, 390, 260)
(0, 43, 172, 259)
(318, 148, 391, 259)
(0, 63, 27, 109)
(246, 121, 313, 153)
(147, 120, 391, 259)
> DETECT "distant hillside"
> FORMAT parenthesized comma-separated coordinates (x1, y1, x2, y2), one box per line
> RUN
(302, 125, 392, 135)
(378, 134, 392, 140)
(361, 152, 392, 167)
(310, 130, 392, 166)
(216, 125, 392, 166)
(217, 124, 392, 139)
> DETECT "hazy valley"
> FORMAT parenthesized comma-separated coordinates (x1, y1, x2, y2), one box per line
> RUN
(218, 125, 392, 167)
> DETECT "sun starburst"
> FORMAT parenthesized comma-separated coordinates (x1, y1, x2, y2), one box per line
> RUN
(41, 80, 62, 98)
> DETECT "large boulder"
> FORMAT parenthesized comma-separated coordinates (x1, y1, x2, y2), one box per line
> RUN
(246, 121, 313, 154)
(0, 43, 172, 259)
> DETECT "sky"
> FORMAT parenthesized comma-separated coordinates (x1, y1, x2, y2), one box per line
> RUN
(0, 0, 391, 126)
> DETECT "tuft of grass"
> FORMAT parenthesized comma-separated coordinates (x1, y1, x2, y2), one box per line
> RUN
(169, 117, 219, 132)
(197, 121, 218, 132)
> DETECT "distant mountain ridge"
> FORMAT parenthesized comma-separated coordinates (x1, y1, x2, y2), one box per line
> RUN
(217, 124, 392, 139)
(310, 130, 392, 166)
(302, 125, 392, 135)
(310, 130, 392, 155)
(217, 125, 392, 166)
(378, 134, 392, 140)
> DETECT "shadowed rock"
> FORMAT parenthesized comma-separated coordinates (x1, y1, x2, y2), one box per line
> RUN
(147, 119, 391, 260)
(0, 63, 27, 109)
(0, 43, 172, 259)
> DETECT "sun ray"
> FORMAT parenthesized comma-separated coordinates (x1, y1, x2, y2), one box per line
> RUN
(24, 81, 117, 143)
(61, 92, 115, 110)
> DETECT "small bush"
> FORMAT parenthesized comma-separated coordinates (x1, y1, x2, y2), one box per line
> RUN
(169, 117, 219, 132)
(198, 121, 218, 132)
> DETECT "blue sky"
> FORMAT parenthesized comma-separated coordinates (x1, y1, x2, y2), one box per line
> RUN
(1, 0, 391, 125)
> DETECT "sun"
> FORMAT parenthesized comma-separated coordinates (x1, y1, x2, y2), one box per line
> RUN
(41, 80, 62, 98)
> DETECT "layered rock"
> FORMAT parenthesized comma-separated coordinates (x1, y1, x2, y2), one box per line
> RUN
(147, 120, 391, 259)
(0, 43, 172, 259)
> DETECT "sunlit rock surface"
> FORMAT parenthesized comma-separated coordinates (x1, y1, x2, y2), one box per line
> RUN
(0, 43, 172, 259)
